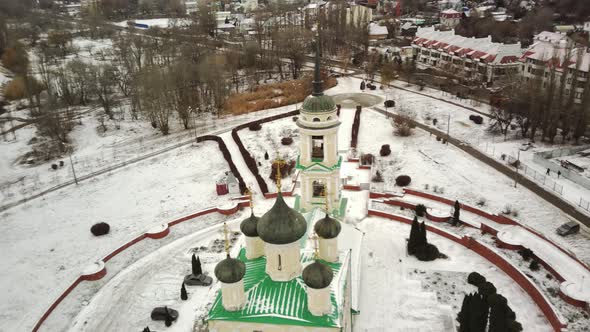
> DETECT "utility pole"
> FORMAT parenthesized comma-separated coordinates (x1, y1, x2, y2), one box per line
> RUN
(69, 150, 78, 185)
(514, 149, 521, 188)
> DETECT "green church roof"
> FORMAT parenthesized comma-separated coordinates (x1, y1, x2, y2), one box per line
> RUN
(208, 248, 344, 327)
(301, 94, 336, 114)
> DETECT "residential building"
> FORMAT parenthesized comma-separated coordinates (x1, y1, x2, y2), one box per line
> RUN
(412, 27, 523, 83)
(369, 22, 388, 41)
(584, 21, 590, 42)
(520, 31, 590, 104)
(440, 9, 461, 29)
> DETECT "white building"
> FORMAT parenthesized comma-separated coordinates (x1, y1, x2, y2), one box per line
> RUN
(369, 22, 389, 41)
(520, 31, 590, 104)
(584, 22, 590, 42)
(440, 9, 461, 29)
(412, 27, 523, 83)
(208, 48, 363, 332)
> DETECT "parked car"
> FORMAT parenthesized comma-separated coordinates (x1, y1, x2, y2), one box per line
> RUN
(151, 306, 178, 321)
(184, 273, 213, 286)
(556, 221, 580, 236)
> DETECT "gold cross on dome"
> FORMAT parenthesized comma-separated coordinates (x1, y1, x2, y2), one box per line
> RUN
(223, 222, 230, 256)
(322, 187, 330, 215)
(273, 157, 286, 190)
(245, 187, 254, 213)
(311, 233, 319, 259)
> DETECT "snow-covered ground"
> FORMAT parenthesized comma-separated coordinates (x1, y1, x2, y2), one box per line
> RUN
(331, 77, 590, 217)
(355, 218, 551, 331)
(0, 141, 236, 331)
(113, 18, 191, 29)
(3, 74, 589, 332)
(237, 117, 300, 193)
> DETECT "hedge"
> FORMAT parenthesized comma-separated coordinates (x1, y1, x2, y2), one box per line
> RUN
(196, 135, 247, 194)
(351, 106, 362, 148)
(231, 110, 299, 194)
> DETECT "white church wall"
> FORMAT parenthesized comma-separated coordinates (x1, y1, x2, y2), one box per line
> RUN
(264, 241, 302, 281)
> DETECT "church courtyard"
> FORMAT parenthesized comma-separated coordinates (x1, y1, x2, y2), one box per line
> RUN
(2, 74, 590, 332)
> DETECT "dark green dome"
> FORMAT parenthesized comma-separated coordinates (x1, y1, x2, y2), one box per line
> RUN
(257, 193, 307, 245)
(240, 213, 259, 237)
(314, 213, 341, 239)
(214, 255, 246, 283)
(302, 260, 333, 289)
(301, 94, 336, 114)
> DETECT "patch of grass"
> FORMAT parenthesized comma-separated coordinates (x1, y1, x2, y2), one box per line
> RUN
(223, 75, 337, 115)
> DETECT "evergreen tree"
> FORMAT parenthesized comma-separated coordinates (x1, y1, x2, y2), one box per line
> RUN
(408, 216, 420, 255)
(472, 292, 489, 332)
(191, 253, 198, 275)
(489, 295, 509, 332)
(264, 151, 269, 160)
(453, 200, 461, 226)
(196, 256, 203, 275)
(143, 327, 151, 332)
(419, 221, 427, 247)
(181, 282, 188, 300)
(457, 293, 472, 331)
(360, 80, 366, 91)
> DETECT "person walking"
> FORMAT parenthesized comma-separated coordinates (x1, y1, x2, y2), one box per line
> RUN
(546, 168, 550, 176)
(557, 170, 561, 179)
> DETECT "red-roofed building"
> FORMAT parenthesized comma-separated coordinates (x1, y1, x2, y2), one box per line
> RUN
(440, 9, 462, 28)
(412, 27, 523, 84)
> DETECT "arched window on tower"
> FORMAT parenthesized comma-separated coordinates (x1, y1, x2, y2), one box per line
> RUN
(312, 180, 326, 197)
(313, 117, 321, 122)
(311, 135, 324, 161)
(278, 254, 282, 271)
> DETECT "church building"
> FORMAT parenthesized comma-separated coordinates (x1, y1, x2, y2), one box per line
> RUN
(206, 40, 363, 332)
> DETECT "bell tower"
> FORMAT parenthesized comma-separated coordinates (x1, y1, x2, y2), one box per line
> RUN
(296, 34, 341, 212)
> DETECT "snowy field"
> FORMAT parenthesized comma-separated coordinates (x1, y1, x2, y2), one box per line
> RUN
(0, 141, 235, 331)
(237, 117, 300, 193)
(355, 218, 551, 331)
(2, 74, 590, 331)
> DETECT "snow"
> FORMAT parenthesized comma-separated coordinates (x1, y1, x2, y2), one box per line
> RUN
(3, 73, 589, 331)
(355, 217, 551, 331)
(498, 227, 590, 302)
(0, 142, 233, 331)
(113, 18, 191, 29)
(67, 221, 239, 332)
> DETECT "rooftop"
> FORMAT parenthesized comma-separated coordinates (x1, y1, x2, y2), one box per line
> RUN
(413, 27, 523, 65)
(208, 247, 347, 327)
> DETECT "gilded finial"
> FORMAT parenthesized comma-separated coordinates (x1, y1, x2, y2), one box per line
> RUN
(223, 222, 230, 256)
(312, 233, 319, 259)
(323, 186, 329, 215)
(273, 157, 286, 191)
(245, 187, 254, 213)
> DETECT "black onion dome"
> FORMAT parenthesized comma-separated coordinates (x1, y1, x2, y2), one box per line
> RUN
(240, 213, 259, 237)
(314, 213, 341, 239)
(214, 255, 246, 283)
(257, 193, 307, 245)
(302, 260, 333, 289)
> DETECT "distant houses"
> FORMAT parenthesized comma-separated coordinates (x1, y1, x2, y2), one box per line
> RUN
(412, 27, 522, 84)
